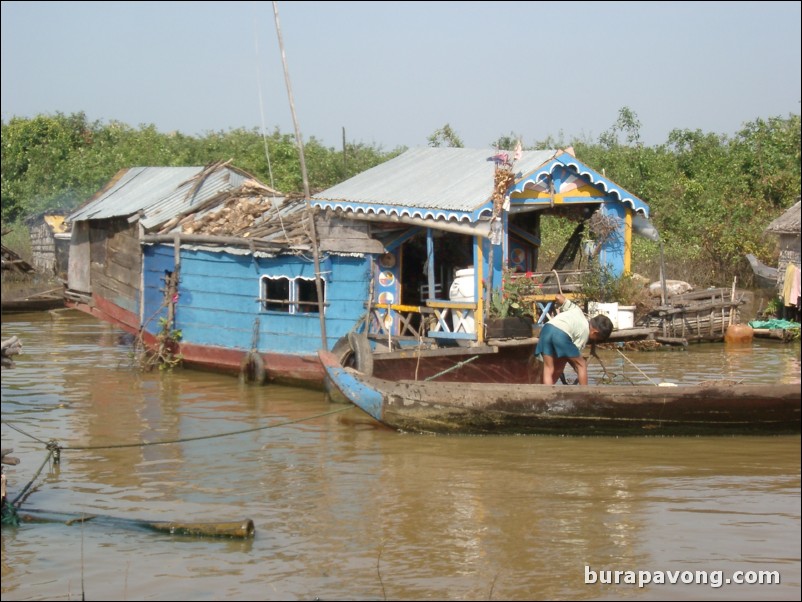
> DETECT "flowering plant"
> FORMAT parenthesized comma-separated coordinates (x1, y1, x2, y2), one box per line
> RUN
(488, 269, 542, 319)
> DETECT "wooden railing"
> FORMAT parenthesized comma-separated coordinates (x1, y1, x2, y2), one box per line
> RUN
(507, 270, 589, 323)
(369, 301, 480, 342)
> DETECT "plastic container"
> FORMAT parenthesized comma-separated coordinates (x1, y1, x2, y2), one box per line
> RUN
(448, 268, 475, 333)
(617, 305, 636, 330)
(588, 301, 619, 328)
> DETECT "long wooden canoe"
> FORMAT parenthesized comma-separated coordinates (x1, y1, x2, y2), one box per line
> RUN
(746, 253, 779, 289)
(319, 350, 801, 436)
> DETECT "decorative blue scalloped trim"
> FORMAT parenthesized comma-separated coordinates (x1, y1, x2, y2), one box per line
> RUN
(510, 152, 650, 217)
(312, 200, 494, 222)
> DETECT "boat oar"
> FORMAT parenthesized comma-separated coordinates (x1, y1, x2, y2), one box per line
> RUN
(15, 508, 255, 539)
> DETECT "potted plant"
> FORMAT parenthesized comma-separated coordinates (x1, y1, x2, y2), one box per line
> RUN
(486, 269, 540, 338)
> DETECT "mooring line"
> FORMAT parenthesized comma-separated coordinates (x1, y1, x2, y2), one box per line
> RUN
(2, 421, 50, 445)
(1, 405, 354, 452)
(11, 448, 54, 508)
(425, 355, 480, 381)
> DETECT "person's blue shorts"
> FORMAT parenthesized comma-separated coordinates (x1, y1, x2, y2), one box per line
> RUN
(535, 323, 580, 358)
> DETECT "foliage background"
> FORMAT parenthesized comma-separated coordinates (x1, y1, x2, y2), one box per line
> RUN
(2, 108, 799, 288)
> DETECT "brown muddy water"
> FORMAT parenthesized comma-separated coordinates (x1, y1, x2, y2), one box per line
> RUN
(1, 309, 800, 601)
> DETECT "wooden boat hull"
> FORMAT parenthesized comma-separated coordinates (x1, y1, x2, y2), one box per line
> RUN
(319, 350, 801, 436)
(2, 295, 65, 313)
(372, 340, 540, 383)
(746, 253, 779, 289)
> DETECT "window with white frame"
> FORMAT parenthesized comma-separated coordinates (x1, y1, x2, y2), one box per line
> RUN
(260, 275, 324, 314)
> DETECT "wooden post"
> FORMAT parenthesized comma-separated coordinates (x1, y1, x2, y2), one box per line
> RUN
(426, 229, 436, 300)
(342, 126, 347, 174)
(475, 238, 484, 343)
(623, 207, 632, 275)
(659, 242, 668, 306)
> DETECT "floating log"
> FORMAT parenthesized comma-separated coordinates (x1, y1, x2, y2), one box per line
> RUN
(654, 336, 689, 347)
(16, 508, 255, 539)
(607, 327, 656, 341)
(753, 328, 799, 341)
(145, 519, 255, 538)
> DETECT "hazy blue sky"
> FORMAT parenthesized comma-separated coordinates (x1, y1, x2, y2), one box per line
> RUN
(2, 1, 800, 150)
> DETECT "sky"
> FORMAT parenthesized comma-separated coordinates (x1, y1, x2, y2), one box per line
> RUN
(2, 1, 800, 151)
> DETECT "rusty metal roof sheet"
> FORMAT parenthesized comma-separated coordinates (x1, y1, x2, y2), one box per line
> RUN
(68, 164, 269, 231)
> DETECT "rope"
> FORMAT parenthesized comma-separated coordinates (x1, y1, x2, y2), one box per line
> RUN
(615, 348, 658, 385)
(425, 355, 479, 381)
(3, 421, 49, 445)
(11, 448, 54, 508)
(2, 406, 354, 453)
(551, 269, 564, 295)
(3, 407, 353, 516)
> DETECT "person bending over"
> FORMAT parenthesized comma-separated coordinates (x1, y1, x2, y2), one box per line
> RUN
(534, 294, 613, 385)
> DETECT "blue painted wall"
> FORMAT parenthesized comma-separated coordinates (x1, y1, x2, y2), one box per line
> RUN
(143, 245, 371, 355)
(597, 202, 628, 277)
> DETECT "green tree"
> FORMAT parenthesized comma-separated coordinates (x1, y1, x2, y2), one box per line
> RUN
(1, 114, 398, 223)
(2, 112, 100, 220)
(490, 132, 521, 151)
(427, 123, 463, 148)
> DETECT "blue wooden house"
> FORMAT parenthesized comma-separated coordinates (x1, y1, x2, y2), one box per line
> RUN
(67, 149, 651, 387)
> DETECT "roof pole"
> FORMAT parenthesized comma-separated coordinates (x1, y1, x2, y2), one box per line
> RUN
(272, 1, 328, 347)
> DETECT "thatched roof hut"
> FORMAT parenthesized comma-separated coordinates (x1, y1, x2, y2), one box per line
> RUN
(766, 199, 801, 236)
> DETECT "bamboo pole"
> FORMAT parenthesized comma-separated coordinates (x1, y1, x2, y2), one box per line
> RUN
(272, 1, 328, 347)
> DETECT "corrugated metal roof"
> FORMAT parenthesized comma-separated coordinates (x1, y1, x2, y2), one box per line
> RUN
(68, 165, 254, 230)
(312, 147, 651, 219)
(311, 147, 559, 217)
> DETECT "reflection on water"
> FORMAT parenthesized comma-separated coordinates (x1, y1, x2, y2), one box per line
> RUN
(2, 310, 800, 601)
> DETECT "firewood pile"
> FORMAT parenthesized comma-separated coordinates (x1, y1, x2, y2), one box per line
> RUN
(181, 195, 276, 236)
(157, 179, 314, 247)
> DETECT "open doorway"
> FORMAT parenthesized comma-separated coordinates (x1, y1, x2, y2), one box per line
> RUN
(398, 229, 473, 306)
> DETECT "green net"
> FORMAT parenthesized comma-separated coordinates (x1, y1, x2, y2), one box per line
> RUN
(748, 319, 801, 329)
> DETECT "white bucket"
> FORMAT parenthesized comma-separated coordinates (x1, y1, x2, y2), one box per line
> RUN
(448, 268, 475, 333)
(588, 301, 619, 328)
(617, 305, 636, 329)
